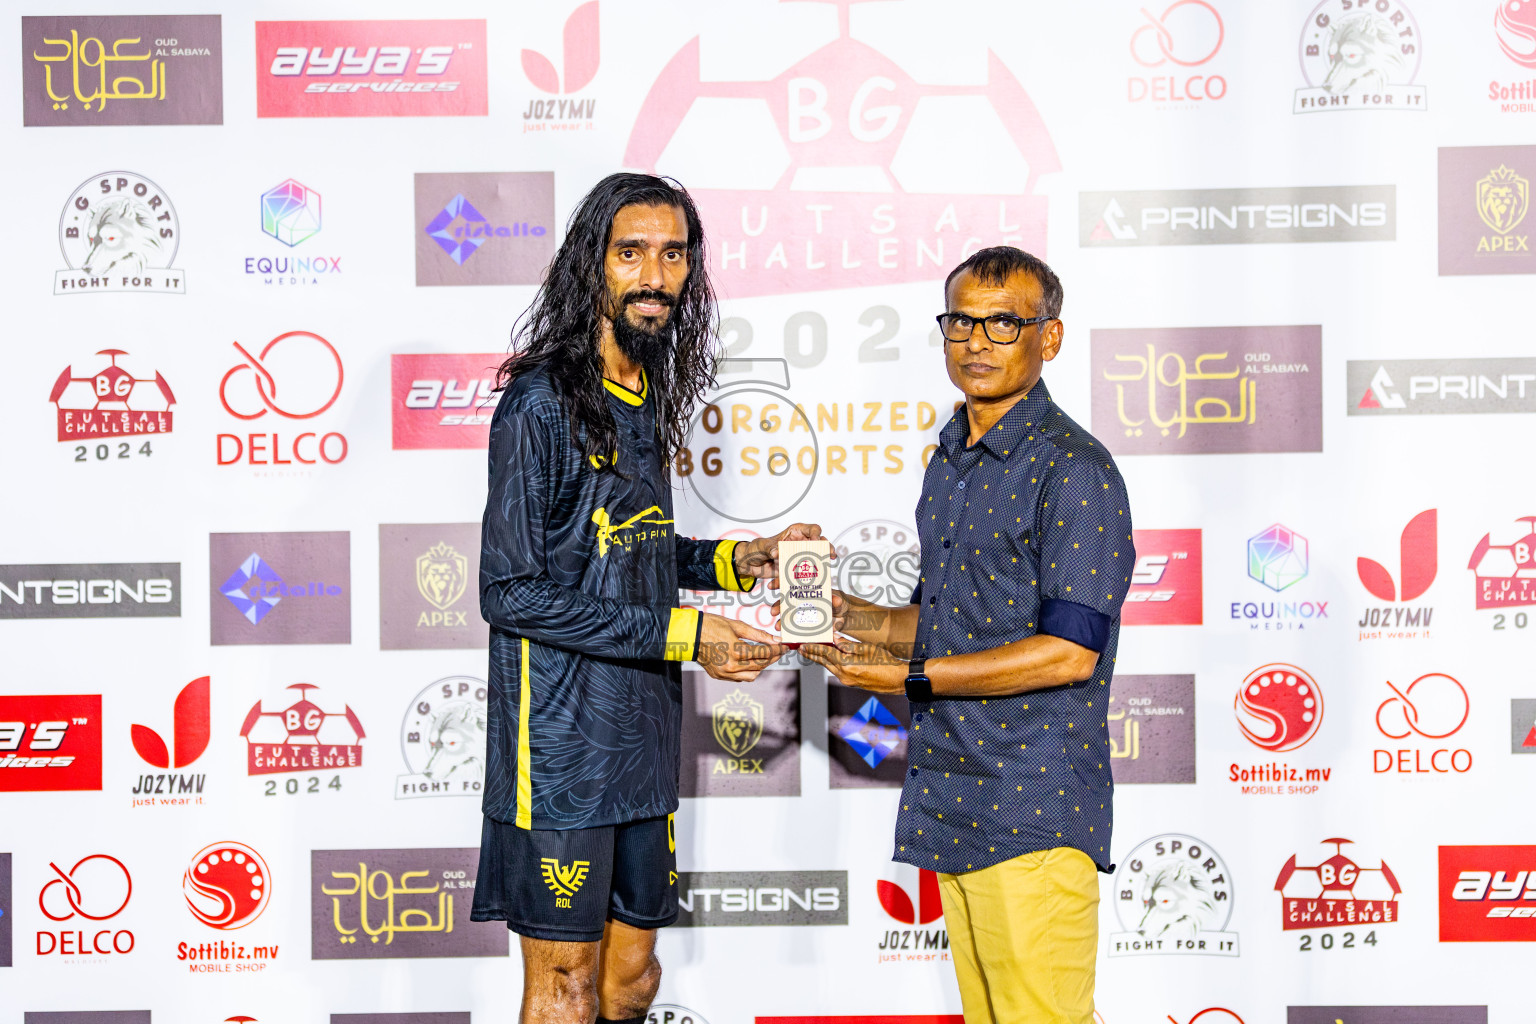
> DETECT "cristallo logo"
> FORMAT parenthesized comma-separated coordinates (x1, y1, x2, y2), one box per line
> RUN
(540, 858, 590, 899)
(591, 506, 672, 557)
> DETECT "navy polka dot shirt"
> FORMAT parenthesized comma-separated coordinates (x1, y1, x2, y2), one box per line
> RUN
(895, 379, 1134, 875)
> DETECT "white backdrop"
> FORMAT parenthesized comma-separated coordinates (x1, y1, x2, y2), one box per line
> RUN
(4, 2, 1535, 1024)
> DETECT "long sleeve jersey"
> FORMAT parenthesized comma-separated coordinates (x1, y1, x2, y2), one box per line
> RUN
(479, 364, 752, 830)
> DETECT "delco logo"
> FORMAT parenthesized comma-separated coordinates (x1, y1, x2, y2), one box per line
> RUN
(1123, 529, 1202, 625)
(390, 353, 501, 449)
(1440, 845, 1536, 941)
(255, 20, 488, 117)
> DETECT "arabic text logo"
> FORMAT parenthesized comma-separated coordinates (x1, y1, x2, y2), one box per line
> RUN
(240, 683, 364, 775)
(876, 867, 942, 926)
(1375, 673, 1469, 740)
(836, 697, 906, 769)
(416, 542, 468, 612)
(131, 676, 210, 768)
(540, 858, 591, 899)
(1358, 509, 1437, 601)
(184, 842, 269, 929)
(1235, 664, 1322, 753)
(522, 1, 598, 93)
(50, 349, 175, 441)
(219, 332, 344, 420)
(1248, 524, 1308, 592)
(261, 179, 321, 246)
(40, 854, 132, 921)
(712, 689, 764, 759)
(1498, 0, 1536, 67)
(1131, 1, 1224, 66)
(1477, 164, 1530, 235)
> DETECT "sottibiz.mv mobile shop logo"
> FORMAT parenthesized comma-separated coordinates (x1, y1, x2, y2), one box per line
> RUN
(179, 841, 279, 972)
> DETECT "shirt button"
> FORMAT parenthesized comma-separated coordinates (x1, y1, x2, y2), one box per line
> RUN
(928, 597, 936, 606)
(914, 713, 923, 722)
(909, 768, 919, 777)
(956, 481, 966, 490)
(943, 539, 950, 548)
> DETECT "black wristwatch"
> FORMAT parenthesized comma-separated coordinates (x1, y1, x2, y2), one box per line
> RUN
(904, 657, 933, 703)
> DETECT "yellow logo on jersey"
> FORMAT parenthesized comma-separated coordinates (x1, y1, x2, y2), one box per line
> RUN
(540, 858, 591, 898)
(592, 505, 673, 557)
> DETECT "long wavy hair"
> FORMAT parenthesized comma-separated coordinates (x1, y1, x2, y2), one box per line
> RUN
(496, 173, 719, 467)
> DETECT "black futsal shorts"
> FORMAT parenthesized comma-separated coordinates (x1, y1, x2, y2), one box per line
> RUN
(470, 813, 678, 942)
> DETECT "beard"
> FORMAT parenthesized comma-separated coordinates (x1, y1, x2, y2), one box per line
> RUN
(611, 290, 676, 379)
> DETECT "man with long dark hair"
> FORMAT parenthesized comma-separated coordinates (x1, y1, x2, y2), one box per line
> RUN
(472, 173, 820, 1024)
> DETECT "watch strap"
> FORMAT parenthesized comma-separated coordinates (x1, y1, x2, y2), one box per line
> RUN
(904, 657, 933, 703)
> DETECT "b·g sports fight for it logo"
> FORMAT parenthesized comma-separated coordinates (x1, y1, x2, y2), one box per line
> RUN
(55, 171, 185, 294)
(1294, 0, 1426, 113)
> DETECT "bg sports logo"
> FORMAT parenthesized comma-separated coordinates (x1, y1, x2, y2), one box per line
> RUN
(255, 20, 487, 117)
(1439, 845, 1536, 941)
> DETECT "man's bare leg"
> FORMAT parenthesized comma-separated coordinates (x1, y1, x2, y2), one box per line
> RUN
(518, 923, 660, 1024)
(597, 919, 661, 1021)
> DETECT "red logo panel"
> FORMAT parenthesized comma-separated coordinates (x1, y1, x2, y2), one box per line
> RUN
(0, 695, 102, 791)
(1124, 529, 1202, 625)
(391, 353, 502, 450)
(255, 20, 488, 118)
(1439, 845, 1536, 941)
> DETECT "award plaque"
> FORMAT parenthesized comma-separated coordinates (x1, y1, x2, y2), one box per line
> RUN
(778, 539, 834, 645)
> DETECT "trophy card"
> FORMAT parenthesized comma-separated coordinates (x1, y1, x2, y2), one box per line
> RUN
(778, 539, 834, 645)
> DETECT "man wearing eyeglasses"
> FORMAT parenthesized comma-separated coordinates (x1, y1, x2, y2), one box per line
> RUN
(798, 247, 1134, 1024)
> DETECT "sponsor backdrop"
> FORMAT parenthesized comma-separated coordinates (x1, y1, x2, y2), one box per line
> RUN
(2, 1, 1532, 1023)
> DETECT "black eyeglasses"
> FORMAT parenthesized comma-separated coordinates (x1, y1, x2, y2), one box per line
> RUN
(935, 313, 1054, 345)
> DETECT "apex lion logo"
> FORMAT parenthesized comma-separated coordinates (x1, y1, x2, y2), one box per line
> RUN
(1477, 164, 1531, 235)
(82, 197, 168, 275)
(1320, 12, 1409, 94)
(416, 541, 469, 611)
(540, 858, 590, 898)
(712, 688, 764, 758)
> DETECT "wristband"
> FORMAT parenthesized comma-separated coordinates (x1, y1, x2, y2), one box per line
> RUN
(904, 657, 933, 703)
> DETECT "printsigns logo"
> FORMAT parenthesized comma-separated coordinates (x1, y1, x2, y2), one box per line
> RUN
(217, 333, 349, 467)
(397, 677, 486, 799)
(1091, 326, 1322, 455)
(1348, 358, 1536, 415)
(1468, 517, 1536, 608)
(130, 676, 210, 806)
(240, 683, 364, 777)
(673, 870, 846, 926)
(50, 350, 174, 446)
(184, 842, 270, 929)
(389, 353, 501, 449)
(1440, 846, 1536, 941)
(1374, 673, 1471, 775)
(682, 670, 800, 797)
(1439, 146, 1536, 275)
(1108, 675, 1196, 784)
(209, 532, 350, 645)
(1081, 185, 1394, 246)
(1124, 529, 1202, 625)
(0, 566, 179, 620)
(622, 3, 1060, 298)
(311, 848, 509, 958)
(379, 524, 487, 650)
(56, 172, 184, 294)
(37, 853, 135, 957)
(255, 20, 488, 118)
(1275, 838, 1401, 931)
(1109, 834, 1238, 956)
(828, 686, 910, 789)
(521, 1, 599, 131)
(1128, 1, 1227, 106)
(1294, 0, 1425, 113)
(23, 16, 223, 126)
(1512, 699, 1536, 753)
(415, 173, 554, 286)
(0, 695, 101, 792)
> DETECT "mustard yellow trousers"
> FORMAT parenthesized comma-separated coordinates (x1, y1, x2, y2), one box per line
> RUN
(937, 847, 1100, 1024)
